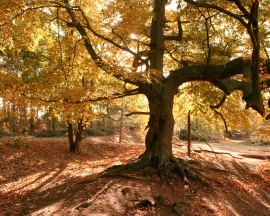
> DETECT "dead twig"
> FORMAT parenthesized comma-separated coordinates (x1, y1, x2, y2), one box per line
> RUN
(74, 180, 114, 209)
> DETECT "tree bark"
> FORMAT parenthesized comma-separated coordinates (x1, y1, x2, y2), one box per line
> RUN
(52, 117, 58, 132)
(68, 118, 85, 154)
(136, 0, 177, 169)
(149, 0, 166, 74)
(141, 82, 177, 168)
(29, 117, 35, 134)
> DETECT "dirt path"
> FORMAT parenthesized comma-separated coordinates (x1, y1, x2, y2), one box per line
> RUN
(184, 139, 270, 160)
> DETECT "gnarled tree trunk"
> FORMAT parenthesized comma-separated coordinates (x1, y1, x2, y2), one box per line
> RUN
(136, 0, 186, 178)
(137, 81, 181, 180)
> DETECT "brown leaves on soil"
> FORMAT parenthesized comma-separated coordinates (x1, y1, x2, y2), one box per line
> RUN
(0, 136, 269, 216)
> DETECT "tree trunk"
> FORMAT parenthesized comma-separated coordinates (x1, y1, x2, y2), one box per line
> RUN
(119, 108, 123, 143)
(29, 117, 35, 134)
(140, 0, 176, 169)
(47, 117, 52, 130)
(52, 117, 58, 132)
(142, 83, 176, 168)
(68, 119, 85, 154)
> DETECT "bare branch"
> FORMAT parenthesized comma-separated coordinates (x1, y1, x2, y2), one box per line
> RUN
(210, 94, 227, 109)
(22, 88, 141, 105)
(212, 109, 230, 135)
(228, 0, 250, 18)
(209, 94, 229, 135)
(125, 112, 150, 117)
(75, 5, 137, 56)
(184, 0, 248, 27)
(164, 20, 183, 42)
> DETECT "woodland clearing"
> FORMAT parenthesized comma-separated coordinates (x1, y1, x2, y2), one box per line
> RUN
(0, 134, 269, 216)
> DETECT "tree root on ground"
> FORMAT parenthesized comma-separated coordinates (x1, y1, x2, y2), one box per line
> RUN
(103, 157, 152, 176)
(74, 180, 114, 210)
(75, 156, 207, 214)
(102, 155, 207, 189)
(129, 195, 184, 216)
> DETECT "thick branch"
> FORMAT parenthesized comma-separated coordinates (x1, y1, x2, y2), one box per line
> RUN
(63, 1, 99, 61)
(212, 109, 229, 135)
(168, 58, 249, 86)
(167, 57, 264, 115)
(78, 8, 137, 56)
(59, 1, 137, 57)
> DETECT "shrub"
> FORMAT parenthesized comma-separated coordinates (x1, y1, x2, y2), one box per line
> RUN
(178, 129, 199, 141)
(35, 130, 66, 137)
(0, 130, 12, 137)
(84, 127, 114, 136)
(200, 134, 209, 142)
(12, 136, 27, 149)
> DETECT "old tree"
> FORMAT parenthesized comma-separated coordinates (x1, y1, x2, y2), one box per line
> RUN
(1, 0, 270, 179)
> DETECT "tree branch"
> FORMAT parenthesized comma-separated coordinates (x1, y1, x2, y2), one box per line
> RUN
(209, 94, 230, 135)
(210, 94, 226, 109)
(164, 20, 183, 42)
(59, 0, 141, 86)
(228, 0, 250, 18)
(22, 88, 141, 104)
(211, 109, 230, 136)
(167, 57, 265, 115)
(184, 0, 248, 27)
(197, 8, 218, 65)
(61, 3, 137, 57)
(125, 112, 150, 117)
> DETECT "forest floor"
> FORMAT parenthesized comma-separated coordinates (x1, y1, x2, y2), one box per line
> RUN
(0, 133, 270, 216)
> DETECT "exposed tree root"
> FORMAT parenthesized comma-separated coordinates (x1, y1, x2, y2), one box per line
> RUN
(102, 154, 207, 189)
(91, 155, 207, 214)
(104, 157, 151, 176)
(74, 180, 114, 210)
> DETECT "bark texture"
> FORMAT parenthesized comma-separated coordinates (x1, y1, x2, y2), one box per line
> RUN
(68, 119, 85, 154)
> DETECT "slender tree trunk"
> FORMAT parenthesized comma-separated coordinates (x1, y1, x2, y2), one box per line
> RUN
(29, 117, 35, 134)
(11, 104, 16, 132)
(47, 117, 52, 130)
(119, 108, 123, 143)
(68, 121, 74, 151)
(52, 117, 58, 132)
(68, 119, 85, 154)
